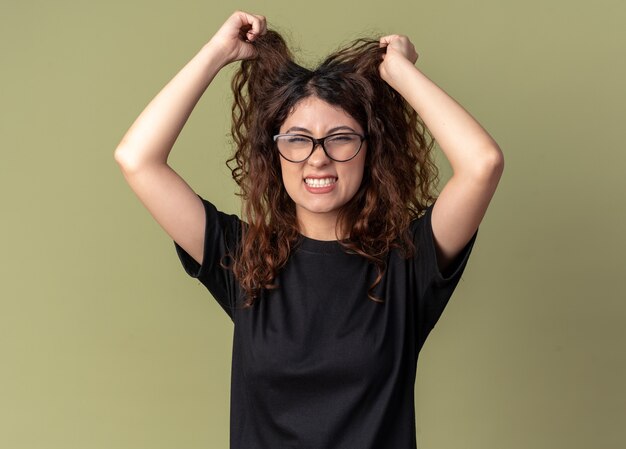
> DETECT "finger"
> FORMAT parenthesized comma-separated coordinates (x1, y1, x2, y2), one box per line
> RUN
(379, 34, 399, 47)
(233, 11, 261, 40)
(244, 13, 266, 41)
(247, 16, 263, 39)
(253, 14, 267, 36)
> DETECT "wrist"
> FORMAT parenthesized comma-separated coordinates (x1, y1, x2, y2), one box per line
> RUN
(201, 39, 233, 71)
(382, 55, 416, 91)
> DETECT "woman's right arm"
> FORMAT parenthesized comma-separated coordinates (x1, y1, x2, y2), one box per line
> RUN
(114, 11, 266, 265)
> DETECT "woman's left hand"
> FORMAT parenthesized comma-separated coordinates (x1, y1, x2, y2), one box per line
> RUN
(378, 34, 418, 86)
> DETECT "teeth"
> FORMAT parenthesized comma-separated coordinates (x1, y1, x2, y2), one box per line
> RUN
(305, 177, 336, 187)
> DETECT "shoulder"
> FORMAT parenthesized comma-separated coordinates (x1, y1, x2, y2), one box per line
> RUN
(197, 195, 243, 247)
(408, 203, 435, 240)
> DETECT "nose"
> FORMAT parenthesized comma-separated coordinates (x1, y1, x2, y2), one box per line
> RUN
(307, 142, 331, 167)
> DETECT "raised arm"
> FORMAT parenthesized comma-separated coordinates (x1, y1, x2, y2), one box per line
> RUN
(379, 34, 505, 274)
(114, 11, 266, 265)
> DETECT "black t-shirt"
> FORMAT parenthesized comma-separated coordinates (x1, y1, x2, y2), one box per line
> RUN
(174, 196, 478, 449)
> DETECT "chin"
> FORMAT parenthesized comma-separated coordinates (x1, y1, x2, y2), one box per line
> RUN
(304, 205, 340, 215)
(297, 200, 344, 215)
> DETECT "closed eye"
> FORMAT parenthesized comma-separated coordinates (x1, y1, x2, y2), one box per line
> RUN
(287, 136, 311, 143)
(327, 134, 358, 142)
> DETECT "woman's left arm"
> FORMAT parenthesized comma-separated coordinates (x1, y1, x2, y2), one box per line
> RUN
(379, 34, 505, 273)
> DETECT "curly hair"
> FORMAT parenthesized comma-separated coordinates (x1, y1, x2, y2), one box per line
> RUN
(226, 30, 439, 307)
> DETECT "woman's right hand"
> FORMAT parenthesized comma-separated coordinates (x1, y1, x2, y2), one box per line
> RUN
(208, 10, 267, 67)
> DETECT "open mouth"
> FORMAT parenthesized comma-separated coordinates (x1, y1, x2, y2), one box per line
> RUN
(304, 177, 338, 188)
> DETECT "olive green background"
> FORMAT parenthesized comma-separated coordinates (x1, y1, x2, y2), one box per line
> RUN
(1, 0, 624, 448)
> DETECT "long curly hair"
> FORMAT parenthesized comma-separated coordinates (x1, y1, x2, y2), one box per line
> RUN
(226, 30, 439, 307)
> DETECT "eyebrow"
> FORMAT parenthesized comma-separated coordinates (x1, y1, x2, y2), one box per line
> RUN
(284, 125, 357, 134)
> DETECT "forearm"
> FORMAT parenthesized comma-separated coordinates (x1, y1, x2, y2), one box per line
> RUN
(114, 42, 228, 171)
(386, 57, 503, 177)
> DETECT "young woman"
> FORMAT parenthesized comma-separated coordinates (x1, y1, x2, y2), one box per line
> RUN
(115, 10, 503, 449)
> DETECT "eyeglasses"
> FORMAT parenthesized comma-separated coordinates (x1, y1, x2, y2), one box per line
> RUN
(273, 132, 367, 163)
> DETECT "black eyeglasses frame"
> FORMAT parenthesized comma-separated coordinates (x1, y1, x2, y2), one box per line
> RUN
(272, 132, 367, 163)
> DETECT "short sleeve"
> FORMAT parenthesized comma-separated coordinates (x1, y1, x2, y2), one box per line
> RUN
(412, 203, 478, 346)
(173, 195, 242, 321)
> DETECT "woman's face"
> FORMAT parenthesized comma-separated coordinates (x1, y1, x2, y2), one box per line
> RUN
(277, 96, 367, 236)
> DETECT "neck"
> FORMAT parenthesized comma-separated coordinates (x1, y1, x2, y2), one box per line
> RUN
(296, 209, 345, 241)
